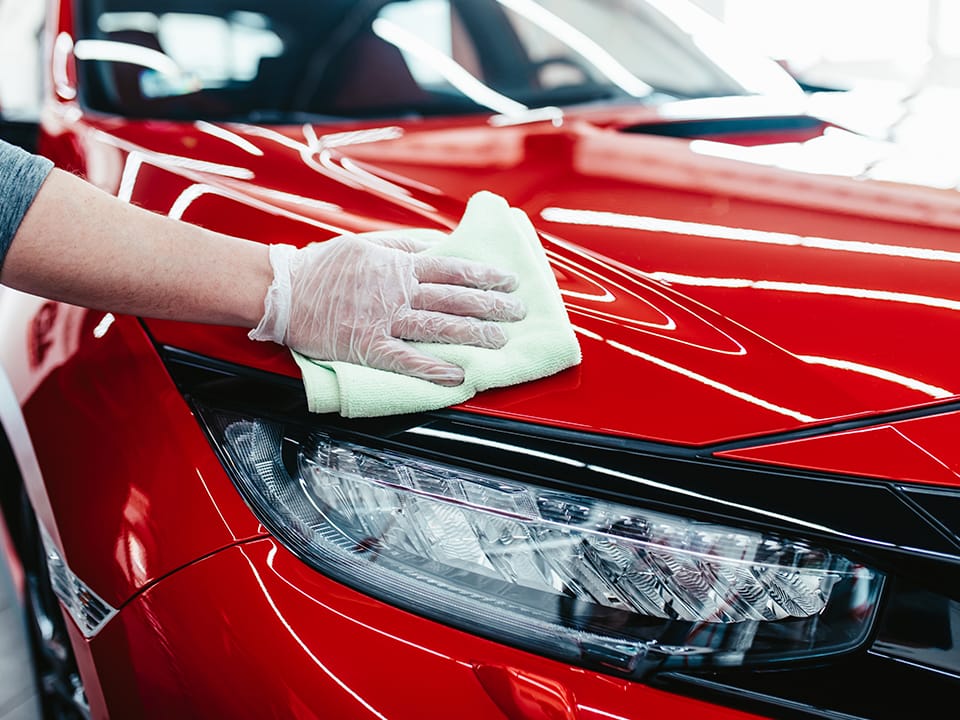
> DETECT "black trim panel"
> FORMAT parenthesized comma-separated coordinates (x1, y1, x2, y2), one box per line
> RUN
(620, 114, 827, 139)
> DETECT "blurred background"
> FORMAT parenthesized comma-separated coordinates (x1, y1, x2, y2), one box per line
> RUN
(694, 0, 960, 152)
(0, 0, 45, 114)
(696, 0, 960, 89)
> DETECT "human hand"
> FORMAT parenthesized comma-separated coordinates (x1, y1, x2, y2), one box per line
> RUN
(249, 235, 526, 385)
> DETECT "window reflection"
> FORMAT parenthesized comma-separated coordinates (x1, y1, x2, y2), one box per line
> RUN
(97, 10, 283, 90)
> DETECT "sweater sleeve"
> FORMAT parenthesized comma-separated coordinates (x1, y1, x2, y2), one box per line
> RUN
(0, 139, 54, 272)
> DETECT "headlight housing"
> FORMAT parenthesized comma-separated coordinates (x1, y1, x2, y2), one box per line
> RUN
(197, 405, 883, 678)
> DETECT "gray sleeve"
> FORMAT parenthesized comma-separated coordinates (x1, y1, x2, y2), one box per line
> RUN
(0, 139, 55, 272)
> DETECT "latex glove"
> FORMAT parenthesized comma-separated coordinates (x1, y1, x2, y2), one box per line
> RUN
(249, 235, 526, 385)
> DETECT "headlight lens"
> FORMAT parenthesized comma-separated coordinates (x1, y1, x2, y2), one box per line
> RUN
(199, 407, 884, 677)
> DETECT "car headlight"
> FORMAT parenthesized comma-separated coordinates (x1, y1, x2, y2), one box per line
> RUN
(196, 406, 884, 678)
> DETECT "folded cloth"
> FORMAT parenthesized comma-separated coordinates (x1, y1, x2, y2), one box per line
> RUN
(293, 191, 581, 417)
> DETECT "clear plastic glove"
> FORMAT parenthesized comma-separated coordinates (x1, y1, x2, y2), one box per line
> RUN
(249, 235, 526, 385)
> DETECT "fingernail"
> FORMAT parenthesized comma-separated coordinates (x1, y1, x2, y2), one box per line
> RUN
(428, 365, 465, 386)
(499, 297, 527, 322)
(490, 272, 519, 292)
(481, 324, 508, 349)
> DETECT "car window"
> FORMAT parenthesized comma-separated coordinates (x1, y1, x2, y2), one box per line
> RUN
(74, 0, 799, 121)
(503, 0, 741, 99)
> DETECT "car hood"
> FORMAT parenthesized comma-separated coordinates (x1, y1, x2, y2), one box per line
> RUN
(94, 111, 960, 446)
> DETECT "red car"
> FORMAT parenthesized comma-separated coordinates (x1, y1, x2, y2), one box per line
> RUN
(2, 1, 959, 718)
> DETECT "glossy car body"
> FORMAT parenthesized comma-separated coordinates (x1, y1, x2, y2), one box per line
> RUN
(2, 1, 960, 718)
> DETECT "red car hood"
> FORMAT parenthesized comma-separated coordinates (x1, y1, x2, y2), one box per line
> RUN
(84, 111, 960, 446)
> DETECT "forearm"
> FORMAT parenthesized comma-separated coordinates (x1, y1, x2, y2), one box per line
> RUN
(0, 166, 525, 386)
(1, 168, 272, 328)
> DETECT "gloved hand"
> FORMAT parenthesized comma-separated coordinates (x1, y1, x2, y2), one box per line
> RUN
(249, 235, 526, 385)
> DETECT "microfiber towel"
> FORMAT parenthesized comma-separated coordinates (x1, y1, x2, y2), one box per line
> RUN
(292, 191, 581, 417)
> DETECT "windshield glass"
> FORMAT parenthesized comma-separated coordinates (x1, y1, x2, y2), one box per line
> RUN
(75, 0, 800, 121)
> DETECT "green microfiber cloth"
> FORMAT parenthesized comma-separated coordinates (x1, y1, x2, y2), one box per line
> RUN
(292, 191, 581, 417)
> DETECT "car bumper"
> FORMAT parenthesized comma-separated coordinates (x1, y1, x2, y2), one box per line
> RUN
(73, 537, 766, 720)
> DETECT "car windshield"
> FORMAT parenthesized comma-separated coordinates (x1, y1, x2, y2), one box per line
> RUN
(74, 0, 800, 121)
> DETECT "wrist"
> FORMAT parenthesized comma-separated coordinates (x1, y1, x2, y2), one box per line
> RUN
(248, 243, 298, 343)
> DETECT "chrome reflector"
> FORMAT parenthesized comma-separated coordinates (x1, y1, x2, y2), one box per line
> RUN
(40, 527, 117, 638)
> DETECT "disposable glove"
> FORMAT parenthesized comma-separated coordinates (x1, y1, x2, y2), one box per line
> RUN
(249, 235, 526, 385)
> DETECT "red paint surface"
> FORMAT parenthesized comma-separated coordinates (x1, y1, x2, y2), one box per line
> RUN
(8, 300, 263, 606)
(894, 410, 960, 480)
(714, 425, 960, 487)
(718, 409, 960, 488)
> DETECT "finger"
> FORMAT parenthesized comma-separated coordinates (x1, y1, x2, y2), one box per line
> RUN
(372, 340, 466, 386)
(412, 284, 527, 322)
(363, 234, 434, 253)
(393, 311, 509, 349)
(413, 254, 519, 292)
